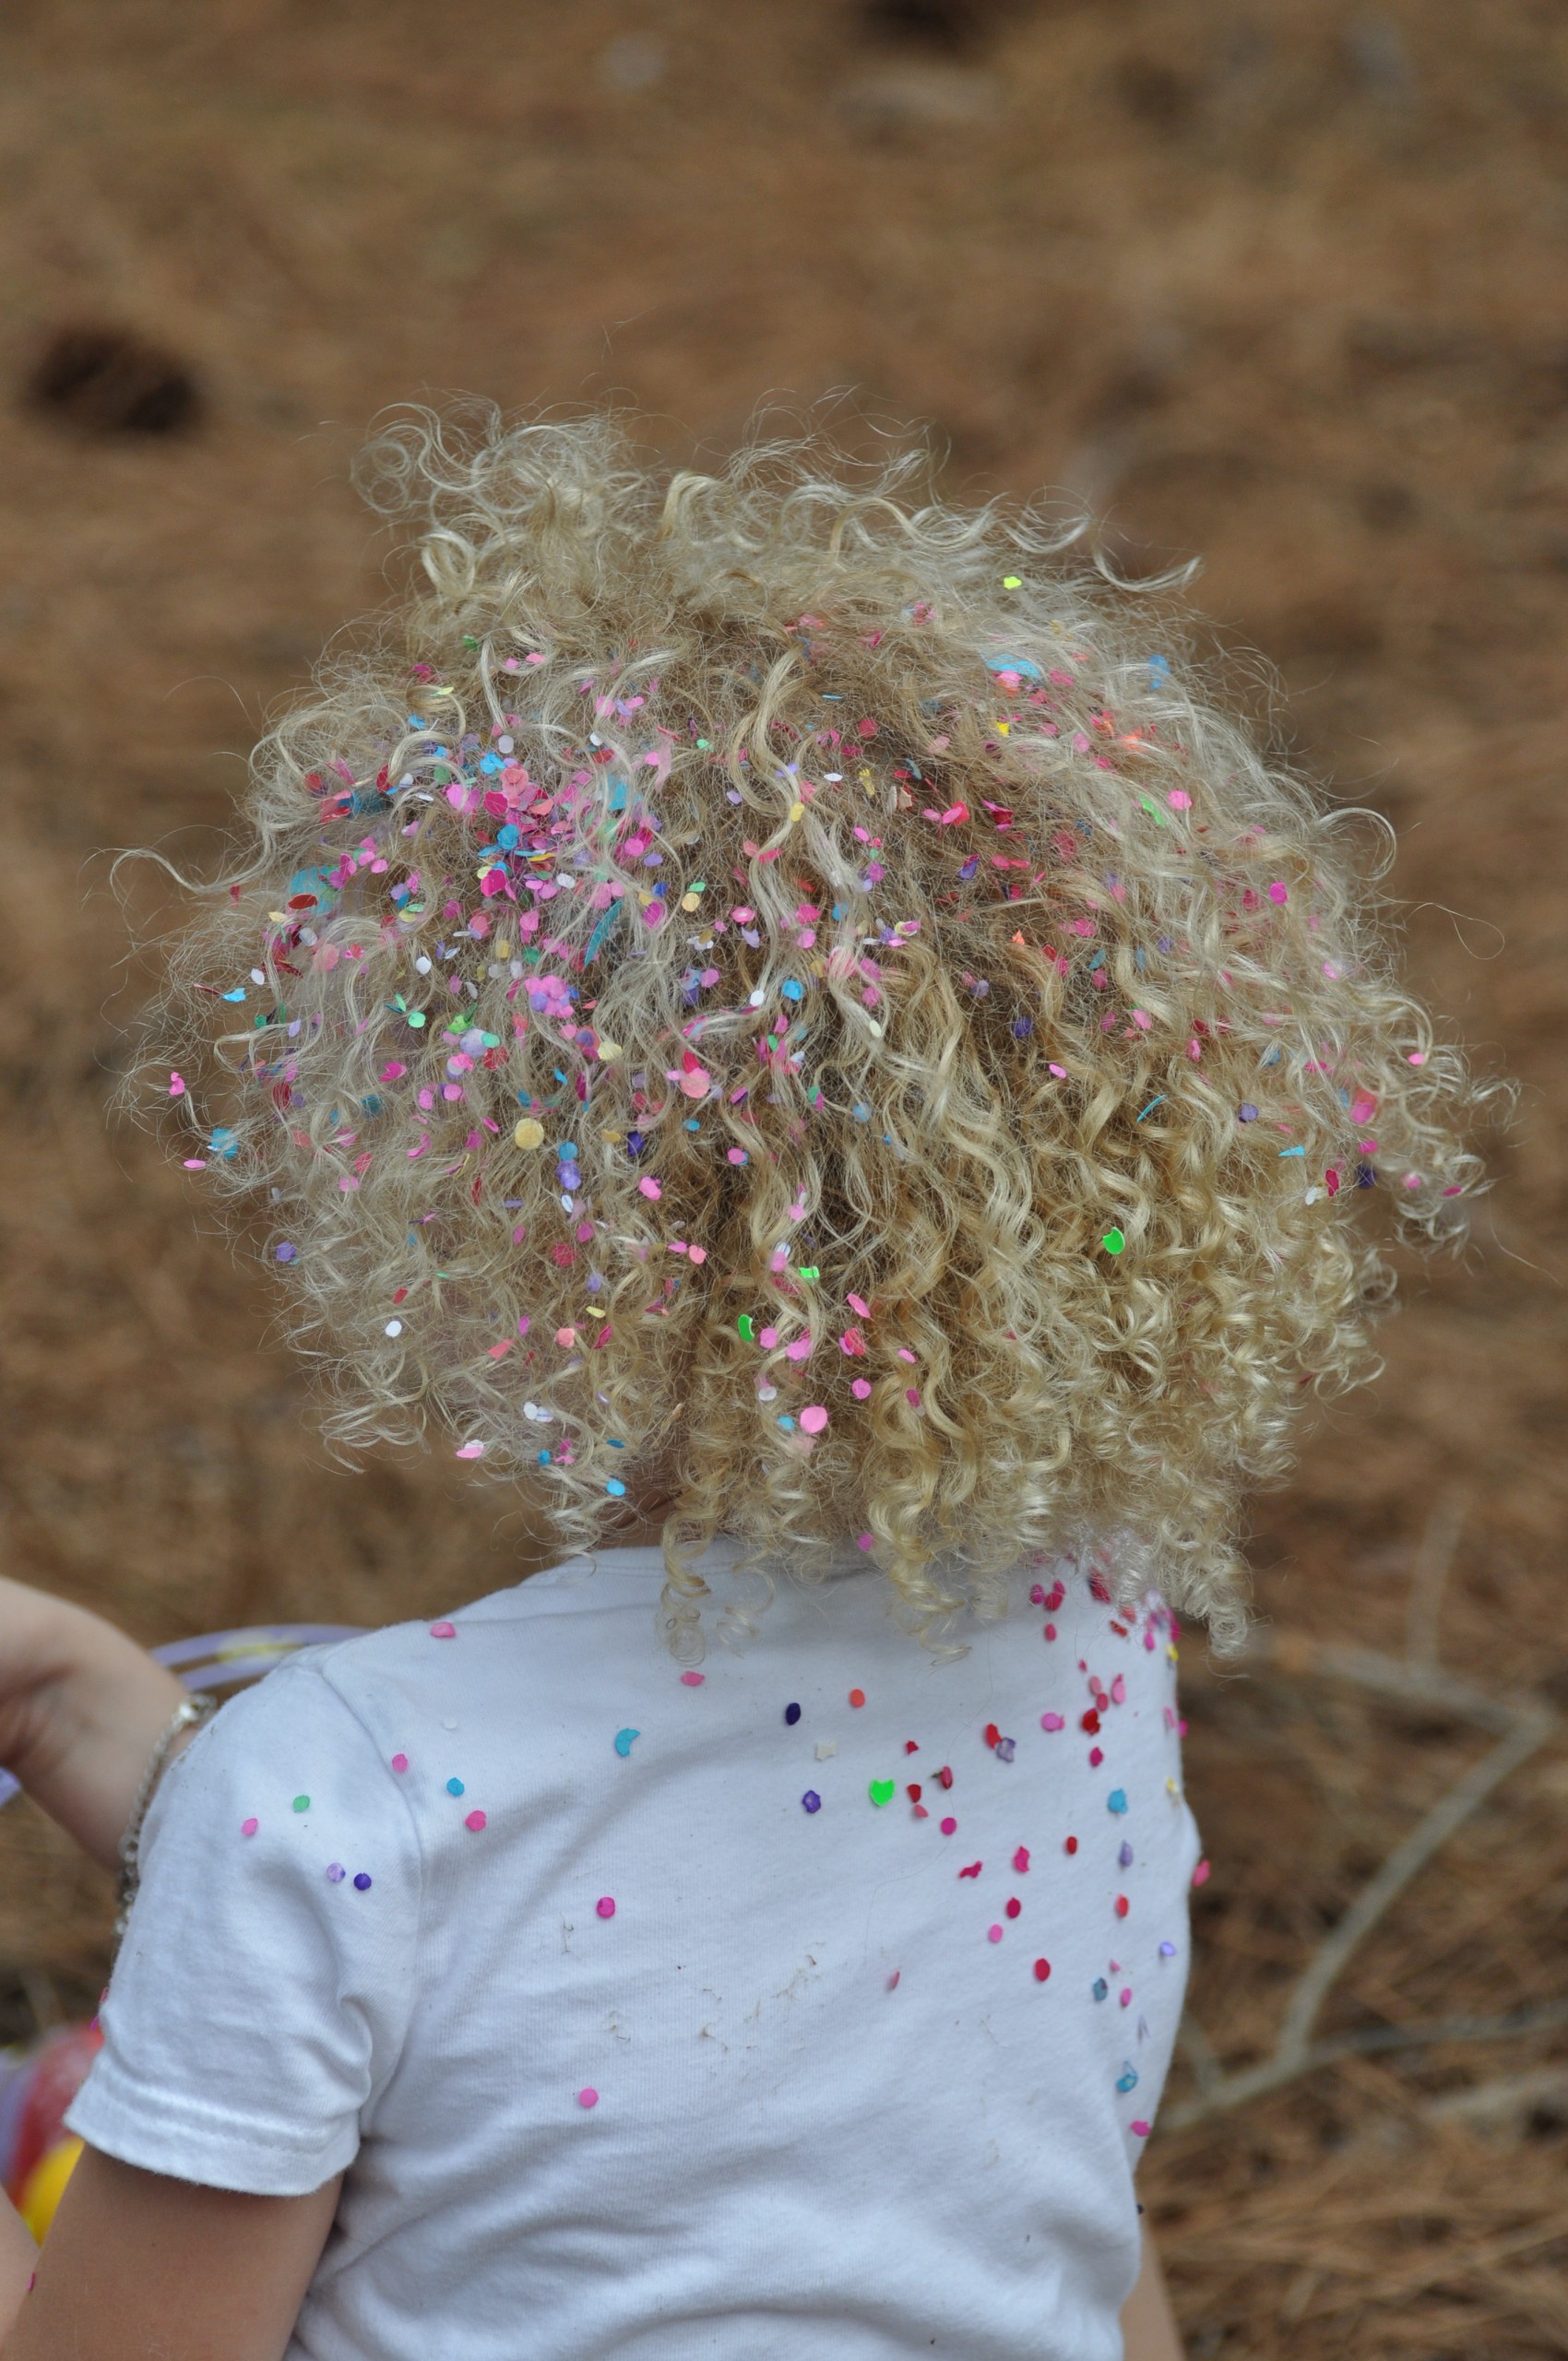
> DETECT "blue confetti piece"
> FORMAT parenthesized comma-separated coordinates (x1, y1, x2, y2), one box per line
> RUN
(1116, 2064, 1139, 2094)
(1108, 1787, 1128, 1814)
(585, 900, 624, 964)
(1147, 654, 1171, 688)
(1135, 1096, 1165, 1123)
(220, 987, 246, 1003)
(288, 864, 338, 910)
(984, 653, 1043, 679)
(1279, 1145, 1306, 1158)
(613, 1727, 640, 1758)
(208, 1126, 240, 1161)
(1091, 1977, 1109, 2002)
(445, 1777, 465, 1797)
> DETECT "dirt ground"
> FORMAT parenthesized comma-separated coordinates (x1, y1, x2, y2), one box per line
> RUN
(0, 1, 1565, 2351)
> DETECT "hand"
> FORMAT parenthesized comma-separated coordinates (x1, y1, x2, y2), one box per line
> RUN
(0, 1579, 191, 1874)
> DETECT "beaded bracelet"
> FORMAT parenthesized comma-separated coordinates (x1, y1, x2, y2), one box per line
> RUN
(114, 1692, 217, 1940)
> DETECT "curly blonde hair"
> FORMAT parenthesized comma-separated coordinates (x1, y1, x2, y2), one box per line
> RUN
(137, 406, 1486, 1654)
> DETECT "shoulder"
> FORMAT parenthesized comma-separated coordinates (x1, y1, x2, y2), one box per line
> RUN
(255, 1561, 603, 1756)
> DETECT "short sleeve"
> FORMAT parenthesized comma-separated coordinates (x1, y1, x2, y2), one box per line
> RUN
(66, 1655, 422, 2196)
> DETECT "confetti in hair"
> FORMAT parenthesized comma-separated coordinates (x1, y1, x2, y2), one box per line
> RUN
(131, 405, 1493, 1657)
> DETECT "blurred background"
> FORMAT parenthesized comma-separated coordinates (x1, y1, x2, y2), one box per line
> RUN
(0, 0, 1564, 2350)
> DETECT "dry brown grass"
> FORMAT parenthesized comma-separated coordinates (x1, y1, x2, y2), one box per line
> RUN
(0, 2, 1564, 2350)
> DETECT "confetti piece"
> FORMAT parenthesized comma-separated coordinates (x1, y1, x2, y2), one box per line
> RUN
(1100, 1228, 1125, 1255)
(868, 1779, 895, 1807)
(799, 1404, 829, 1434)
(241, 1817, 258, 1838)
(291, 1795, 309, 1814)
(353, 1873, 372, 1891)
(680, 1670, 706, 1687)
(514, 1118, 545, 1149)
(577, 2088, 599, 2109)
(802, 1790, 822, 1813)
(1033, 1958, 1051, 1982)
(596, 1896, 616, 1918)
(430, 1621, 457, 1639)
(465, 1809, 487, 1832)
(614, 1727, 640, 1757)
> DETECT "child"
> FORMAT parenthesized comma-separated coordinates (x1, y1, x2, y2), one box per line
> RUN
(0, 409, 1481, 2359)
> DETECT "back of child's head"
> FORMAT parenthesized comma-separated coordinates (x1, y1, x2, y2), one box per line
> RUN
(141, 406, 1487, 1653)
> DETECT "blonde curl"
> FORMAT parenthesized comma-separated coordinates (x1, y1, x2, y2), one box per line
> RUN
(130, 405, 1494, 1656)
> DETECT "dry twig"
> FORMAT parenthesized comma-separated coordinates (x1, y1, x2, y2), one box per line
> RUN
(1166, 1621, 1562, 2130)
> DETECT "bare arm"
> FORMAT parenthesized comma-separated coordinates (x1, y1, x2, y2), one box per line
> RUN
(0, 2147, 339, 2360)
(1121, 2225, 1184, 2361)
(0, 1576, 190, 1871)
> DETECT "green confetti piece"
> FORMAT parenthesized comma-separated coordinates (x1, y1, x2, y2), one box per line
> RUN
(1101, 1227, 1126, 1255)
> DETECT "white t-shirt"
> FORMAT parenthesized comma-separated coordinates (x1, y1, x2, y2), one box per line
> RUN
(70, 1546, 1200, 2361)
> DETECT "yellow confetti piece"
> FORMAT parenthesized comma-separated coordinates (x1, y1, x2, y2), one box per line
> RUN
(514, 1118, 545, 1149)
(1003, 575, 1023, 589)
(680, 891, 702, 912)
(789, 801, 805, 824)
(596, 1039, 623, 1062)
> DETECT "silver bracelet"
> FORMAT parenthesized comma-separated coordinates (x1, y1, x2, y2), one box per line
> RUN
(114, 1692, 218, 1940)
